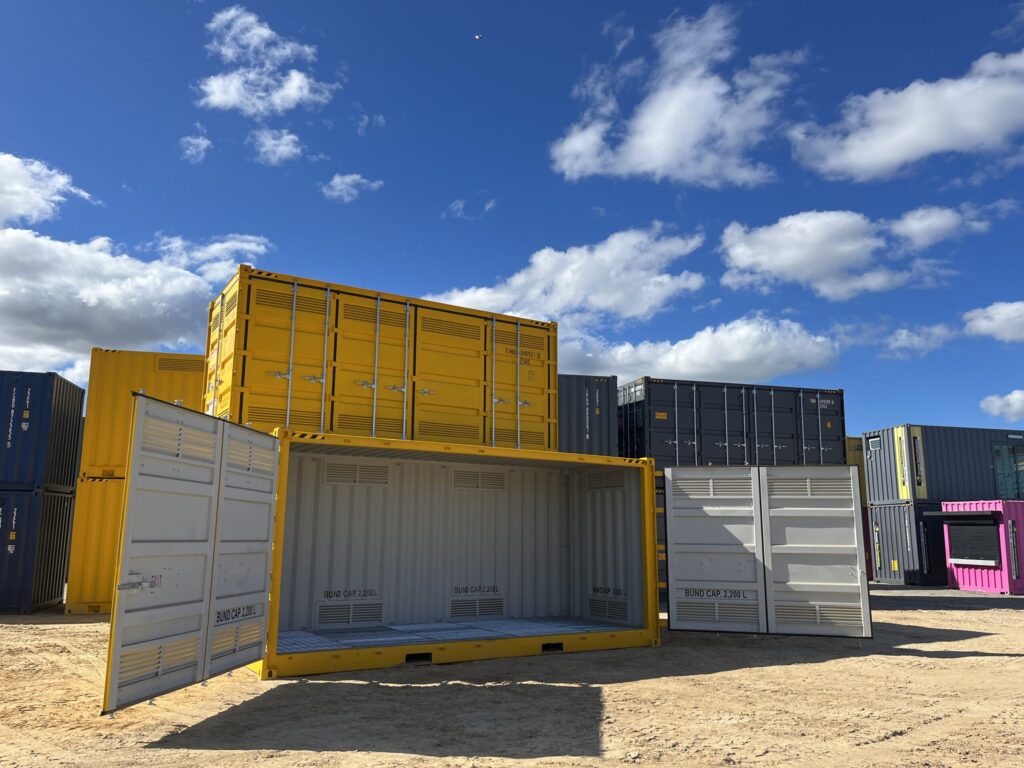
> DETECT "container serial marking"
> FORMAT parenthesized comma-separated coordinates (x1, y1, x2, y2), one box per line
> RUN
(453, 585, 499, 595)
(682, 588, 750, 600)
(323, 588, 378, 599)
(215, 603, 258, 624)
(655, 411, 669, 421)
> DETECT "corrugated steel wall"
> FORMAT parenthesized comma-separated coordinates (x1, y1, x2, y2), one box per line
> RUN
(1, 491, 75, 612)
(1, 371, 84, 492)
(868, 503, 945, 586)
(864, 425, 1024, 505)
(278, 453, 643, 632)
(64, 477, 125, 613)
(557, 374, 618, 456)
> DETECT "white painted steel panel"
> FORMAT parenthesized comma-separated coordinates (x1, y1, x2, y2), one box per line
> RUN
(761, 466, 871, 637)
(103, 396, 277, 713)
(664, 467, 767, 633)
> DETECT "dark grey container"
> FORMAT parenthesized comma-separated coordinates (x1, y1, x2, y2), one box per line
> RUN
(558, 374, 618, 456)
(868, 503, 946, 586)
(862, 425, 1024, 506)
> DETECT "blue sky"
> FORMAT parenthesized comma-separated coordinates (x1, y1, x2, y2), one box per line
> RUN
(1, 1, 1023, 435)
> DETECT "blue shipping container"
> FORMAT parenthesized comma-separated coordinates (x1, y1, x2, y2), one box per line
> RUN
(1, 371, 84, 492)
(0, 490, 75, 612)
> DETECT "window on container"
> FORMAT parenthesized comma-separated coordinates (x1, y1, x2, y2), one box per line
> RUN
(993, 444, 1024, 500)
(867, 437, 881, 452)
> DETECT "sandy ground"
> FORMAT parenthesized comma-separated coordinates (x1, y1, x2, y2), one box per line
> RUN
(1, 588, 1023, 768)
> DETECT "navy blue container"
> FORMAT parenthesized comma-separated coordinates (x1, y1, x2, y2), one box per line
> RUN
(1, 371, 84, 492)
(0, 490, 75, 612)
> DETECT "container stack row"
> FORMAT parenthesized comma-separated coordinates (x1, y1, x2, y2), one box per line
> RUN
(64, 349, 206, 614)
(0, 371, 84, 613)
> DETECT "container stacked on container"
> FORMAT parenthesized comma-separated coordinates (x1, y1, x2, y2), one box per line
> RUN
(204, 265, 558, 449)
(65, 349, 205, 614)
(618, 377, 847, 603)
(1, 371, 84, 613)
(863, 424, 1024, 586)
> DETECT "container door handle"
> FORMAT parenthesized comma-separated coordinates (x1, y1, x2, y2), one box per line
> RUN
(355, 380, 375, 390)
(517, 399, 532, 408)
(384, 384, 406, 393)
(268, 370, 291, 380)
(302, 375, 325, 385)
(417, 388, 435, 396)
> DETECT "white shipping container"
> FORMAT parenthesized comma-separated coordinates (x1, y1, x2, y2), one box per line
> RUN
(665, 465, 871, 638)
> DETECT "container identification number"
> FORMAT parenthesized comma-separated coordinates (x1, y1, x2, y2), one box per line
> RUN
(323, 588, 378, 599)
(682, 588, 749, 600)
(215, 603, 259, 625)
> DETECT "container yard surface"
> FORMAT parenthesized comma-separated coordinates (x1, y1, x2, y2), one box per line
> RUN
(2, 588, 1022, 767)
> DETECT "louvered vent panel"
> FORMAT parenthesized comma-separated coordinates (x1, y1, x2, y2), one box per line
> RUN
(672, 478, 713, 497)
(180, 426, 218, 462)
(480, 471, 505, 490)
(343, 303, 406, 328)
(246, 406, 321, 429)
(817, 605, 863, 626)
(217, 407, 231, 420)
(224, 291, 238, 315)
(717, 603, 760, 624)
(254, 289, 327, 315)
(450, 597, 505, 618)
(477, 598, 504, 616)
(157, 357, 204, 373)
(323, 462, 390, 485)
(712, 478, 754, 496)
(588, 597, 628, 622)
(450, 599, 478, 618)
(677, 601, 716, 623)
(336, 414, 405, 436)
(452, 470, 506, 490)
(773, 605, 818, 624)
(493, 330, 545, 350)
(809, 478, 853, 496)
(494, 428, 545, 446)
(211, 626, 237, 657)
(119, 637, 200, 686)
(422, 316, 481, 340)
(768, 478, 811, 497)
(418, 421, 479, 440)
(315, 601, 384, 627)
(357, 464, 389, 485)
(587, 470, 627, 491)
(351, 603, 385, 624)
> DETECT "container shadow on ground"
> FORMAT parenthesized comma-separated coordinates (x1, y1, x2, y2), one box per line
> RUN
(151, 615, 1022, 758)
(0, 606, 108, 625)
(868, 585, 1024, 612)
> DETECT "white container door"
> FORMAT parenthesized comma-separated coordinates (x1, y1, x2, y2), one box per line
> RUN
(102, 395, 278, 714)
(760, 466, 872, 638)
(664, 467, 767, 633)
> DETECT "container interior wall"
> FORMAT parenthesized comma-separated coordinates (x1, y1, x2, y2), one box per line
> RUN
(277, 450, 644, 641)
(557, 374, 618, 456)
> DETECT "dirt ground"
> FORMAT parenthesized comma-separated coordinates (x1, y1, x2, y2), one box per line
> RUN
(1, 588, 1022, 768)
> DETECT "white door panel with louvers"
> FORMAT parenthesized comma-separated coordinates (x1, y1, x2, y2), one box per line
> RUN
(760, 466, 871, 638)
(103, 396, 278, 714)
(664, 467, 767, 634)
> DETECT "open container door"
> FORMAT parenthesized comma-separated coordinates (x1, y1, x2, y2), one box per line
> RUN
(102, 395, 278, 714)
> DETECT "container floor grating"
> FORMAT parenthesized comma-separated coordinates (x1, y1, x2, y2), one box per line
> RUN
(277, 616, 629, 654)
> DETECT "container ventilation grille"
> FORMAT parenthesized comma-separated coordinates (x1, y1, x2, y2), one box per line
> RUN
(210, 620, 263, 659)
(672, 477, 752, 498)
(494, 428, 545, 446)
(768, 477, 852, 497)
(452, 470, 507, 490)
(587, 470, 627, 491)
(156, 357, 204, 373)
(227, 440, 277, 475)
(418, 421, 479, 441)
(422, 316, 481, 340)
(588, 597, 629, 623)
(336, 414, 405, 436)
(246, 406, 322, 429)
(323, 462, 390, 486)
(676, 601, 759, 625)
(343, 303, 406, 328)
(450, 597, 505, 618)
(316, 601, 385, 627)
(493, 330, 546, 350)
(775, 604, 862, 627)
(224, 291, 238, 316)
(254, 288, 327, 315)
(118, 636, 199, 686)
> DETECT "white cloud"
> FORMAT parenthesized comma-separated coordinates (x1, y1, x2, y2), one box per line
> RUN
(981, 390, 1024, 422)
(790, 48, 1024, 181)
(551, 6, 803, 188)
(150, 232, 271, 283)
(0, 152, 91, 225)
(198, 6, 337, 118)
(560, 314, 837, 383)
(356, 112, 386, 137)
(717, 205, 1001, 300)
(443, 197, 497, 220)
(882, 324, 957, 359)
(963, 300, 1024, 341)
(320, 173, 383, 203)
(180, 124, 213, 163)
(601, 14, 635, 58)
(0, 228, 266, 379)
(248, 127, 303, 165)
(427, 223, 704, 322)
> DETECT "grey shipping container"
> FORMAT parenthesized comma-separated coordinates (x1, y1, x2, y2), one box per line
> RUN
(862, 424, 1024, 506)
(868, 503, 946, 586)
(619, 378, 847, 468)
(1, 371, 84, 493)
(557, 374, 618, 456)
(0, 490, 75, 612)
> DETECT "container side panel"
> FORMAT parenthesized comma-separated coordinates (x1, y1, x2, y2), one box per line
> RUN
(864, 428, 901, 505)
(66, 478, 126, 613)
(0, 490, 74, 612)
(46, 374, 85, 490)
(664, 467, 766, 633)
(492, 320, 553, 450)
(30, 492, 75, 611)
(1, 372, 82, 491)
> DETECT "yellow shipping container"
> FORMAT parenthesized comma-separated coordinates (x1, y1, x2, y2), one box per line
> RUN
(65, 477, 124, 614)
(78, 348, 206, 477)
(205, 265, 558, 449)
(847, 436, 868, 503)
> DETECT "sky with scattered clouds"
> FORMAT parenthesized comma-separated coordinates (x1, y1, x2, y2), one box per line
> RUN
(1, 1, 1023, 433)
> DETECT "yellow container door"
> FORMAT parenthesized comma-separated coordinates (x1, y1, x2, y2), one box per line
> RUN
(65, 477, 126, 614)
(490, 320, 552, 449)
(412, 308, 487, 445)
(335, 295, 413, 438)
(240, 280, 335, 433)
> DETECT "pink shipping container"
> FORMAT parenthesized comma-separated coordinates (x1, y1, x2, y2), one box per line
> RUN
(941, 500, 1024, 595)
